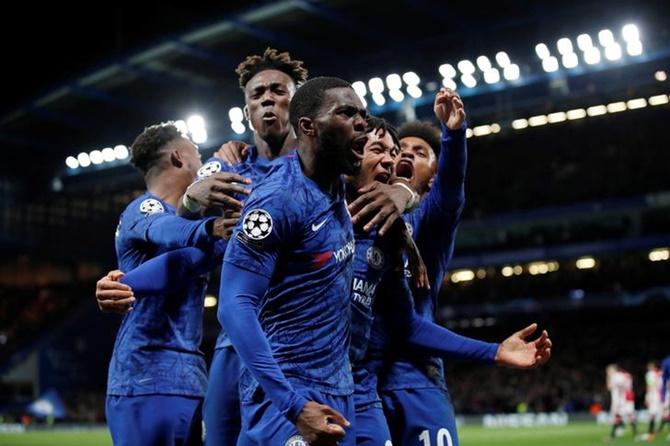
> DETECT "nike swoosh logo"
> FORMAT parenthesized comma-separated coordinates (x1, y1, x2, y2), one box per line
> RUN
(311, 218, 328, 232)
(137, 378, 153, 384)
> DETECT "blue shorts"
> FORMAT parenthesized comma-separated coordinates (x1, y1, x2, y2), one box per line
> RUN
(355, 401, 392, 446)
(238, 385, 355, 446)
(380, 388, 458, 446)
(106, 394, 203, 446)
(203, 346, 241, 446)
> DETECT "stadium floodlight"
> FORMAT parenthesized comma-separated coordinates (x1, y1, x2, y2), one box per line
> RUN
(450, 269, 474, 283)
(535, 43, 550, 59)
(587, 105, 607, 116)
(512, 118, 529, 129)
(542, 56, 559, 72)
(547, 111, 567, 123)
(191, 128, 208, 144)
(577, 33, 593, 51)
(228, 107, 244, 123)
(77, 152, 91, 167)
(649, 94, 669, 106)
(465, 128, 473, 138)
(513, 265, 523, 275)
(621, 24, 639, 42)
(402, 71, 421, 86)
(385, 73, 402, 91)
(547, 261, 559, 272)
(490, 123, 501, 133)
(389, 89, 405, 103)
(501, 266, 514, 277)
(438, 63, 457, 79)
(483, 68, 500, 84)
(583, 47, 601, 65)
(503, 64, 520, 80)
(495, 51, 511, 67)
(566, 108, 587, 120)
(231, 122, 245, 135)
(598, 29, 615, 47)
(65, 156, 79, 169)
(102, 147, 115, 162)
(626, 40, 643, 56)
(606, 101, 627, 113)
(89, 149, 103, 165)
(648, 248, 670, 262)
(476, 269, 487, 279)
(562, 53, 579, 69)
(576, 256, 596, 269)
(372, 92, 386, 106)
(473, 125, 491, 136)
(626, 98, 647, 109)
(461, 74, 477, 88)
(476, 55, 492, 71)
(368, 77, 385, 94)
(114, 145, 129, 160)
(407, 85, 422, 98)
(174, 119, 188, 135)
(187, 114, 205, 132)
(457, 60, 475, 75)
(352, 81, 367, 97)
(605, 43, 621, 62)
(557, 37, 573, 55)
(528, 115, 548, 126)
(442, 78, 457, 90)
(204, 295, 218, 307)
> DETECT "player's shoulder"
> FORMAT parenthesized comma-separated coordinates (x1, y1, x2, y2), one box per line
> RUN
(197, 156, 229, 179)
(122, 192, 171, 221)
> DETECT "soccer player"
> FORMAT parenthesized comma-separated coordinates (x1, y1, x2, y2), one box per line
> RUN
(218, 76, 368, 446)
(351, 92, 551, 446)
(607, 364, 637, 440)
(639, 361, 663, 440)
(106, 123, 231, 446)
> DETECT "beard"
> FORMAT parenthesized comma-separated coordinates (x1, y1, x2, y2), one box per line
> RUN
(317, 126, 360, 176)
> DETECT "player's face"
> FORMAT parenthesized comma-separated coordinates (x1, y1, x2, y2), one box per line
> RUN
(314, 87, 368, 176)
(396, 136, 436, 195)
(349, 128, 398, 189)
(175, 137, 202, 177)
(245, 69, 295, 145)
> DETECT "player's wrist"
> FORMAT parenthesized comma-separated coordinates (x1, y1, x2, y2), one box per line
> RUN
(391, 180, 419, 212)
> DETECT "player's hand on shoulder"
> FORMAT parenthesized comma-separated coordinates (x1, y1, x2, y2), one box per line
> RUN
(495, 323, 552, 369)
(434, 88, 466, 130)
(95, 270, 135, 314)
(211, 210, 241, 240)
(214, 140, 250, 165)
(348, 181, 412, 236)
(185, 172, 252, 212)
(296, 401, 349, 446)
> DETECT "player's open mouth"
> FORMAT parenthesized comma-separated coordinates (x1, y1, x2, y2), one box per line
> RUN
(395, 159, 414, 179)
(262, 112, 277, 123)
(374, 172, 390, 183)
(351, 135, 367, 160)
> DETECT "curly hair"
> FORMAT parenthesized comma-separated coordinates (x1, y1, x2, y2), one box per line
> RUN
(367, 115, 400, 148)
(397, 121, 441, 157)
(235, 47, 308, 89)
(130, 122, 184, 175)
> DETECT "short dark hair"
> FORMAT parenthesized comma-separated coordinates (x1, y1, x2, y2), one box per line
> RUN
(367, 115, 400, 148)
(130, 122, 184, 175)
(398, 121, 441, 157)
(289, 76, 353, 131)
(236, 47, 308, 89)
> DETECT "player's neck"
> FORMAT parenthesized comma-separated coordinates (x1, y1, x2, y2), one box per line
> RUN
(255, 129, 297, 160)
(297, 144, 341, 195)
(146, 171, 189, 208)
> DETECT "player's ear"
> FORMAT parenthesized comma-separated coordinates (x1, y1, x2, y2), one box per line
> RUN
(243, 105, 250, 122)
(298, 117, 316, 137)
(170, 149, 184, 168)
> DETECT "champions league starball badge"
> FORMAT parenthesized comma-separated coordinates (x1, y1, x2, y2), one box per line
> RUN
(139, 198, 164, 215)
(242, 209, 273, 240)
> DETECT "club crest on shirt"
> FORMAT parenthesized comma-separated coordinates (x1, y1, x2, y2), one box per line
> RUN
(197, 160, 222, 178)
(366, 246, 385, 270)
(285, 435, 307, 446)
(242, 208, 273, 240)
(139, 198, 164, 215)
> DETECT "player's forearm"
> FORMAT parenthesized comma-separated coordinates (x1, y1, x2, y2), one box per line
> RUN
(176, 193, 205, 219)
(119, 247, 211, 297)
(431, 124, 467, 212)
(218, 262, 308, 422)
(145, 215, 216, 250)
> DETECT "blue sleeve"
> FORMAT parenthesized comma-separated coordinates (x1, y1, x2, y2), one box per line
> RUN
(218, 262, 308, 422)
(119, 247, 216, 297)
(127, 212, 216, 251)
(381, 269, 498, 363)
(663, 358, 670, 400)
